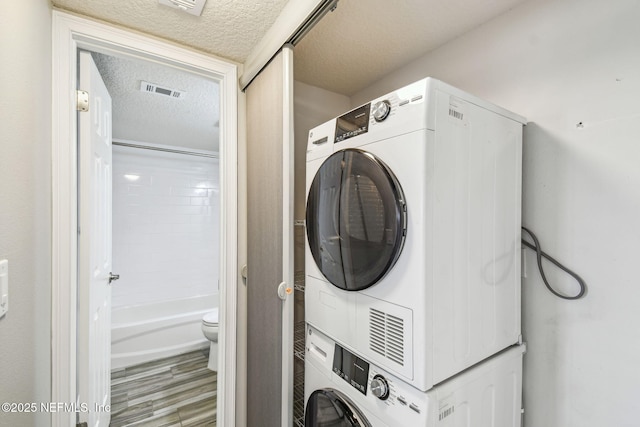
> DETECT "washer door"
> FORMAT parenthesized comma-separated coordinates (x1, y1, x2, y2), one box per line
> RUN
(305, 389, 372, 427)
(306, 149, 406, 291)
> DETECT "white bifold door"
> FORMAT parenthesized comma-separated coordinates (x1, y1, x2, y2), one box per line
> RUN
(77, 50, 114, 427)
(245, 46, 295, 427)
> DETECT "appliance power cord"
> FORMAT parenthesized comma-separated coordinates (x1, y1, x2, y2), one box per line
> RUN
(521, 227, 587, 300)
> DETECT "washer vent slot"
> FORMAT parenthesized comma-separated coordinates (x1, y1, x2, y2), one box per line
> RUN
(369, 308, 404, 366)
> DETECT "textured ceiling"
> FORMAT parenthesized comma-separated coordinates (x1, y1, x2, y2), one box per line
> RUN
(294, 0, 527, 96)
(54, 0, 528, 151)
(92, 52, 220, 152)
(53, 0, 529, 94)
(52, 0, 291, 63)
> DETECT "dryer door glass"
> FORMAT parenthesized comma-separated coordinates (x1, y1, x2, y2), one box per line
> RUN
(305, 389, 372, 427)
(306, 149, 406, 291)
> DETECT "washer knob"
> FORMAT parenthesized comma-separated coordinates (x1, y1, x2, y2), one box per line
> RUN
(370, 375, 390, 400)
(372, 100, 391, 122)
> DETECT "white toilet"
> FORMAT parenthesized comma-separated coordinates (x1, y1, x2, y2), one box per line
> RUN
(201, 308, 219, 371)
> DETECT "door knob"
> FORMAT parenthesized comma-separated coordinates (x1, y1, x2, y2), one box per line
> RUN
(108, 272, 120, 284)
(277, 282, 293, 300)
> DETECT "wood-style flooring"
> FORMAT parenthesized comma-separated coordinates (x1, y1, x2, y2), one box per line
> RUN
(110, 348, 217, 426)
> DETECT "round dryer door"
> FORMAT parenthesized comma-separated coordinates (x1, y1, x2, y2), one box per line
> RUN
(305, 389, 372, 427)
(306, 149, 406, 291)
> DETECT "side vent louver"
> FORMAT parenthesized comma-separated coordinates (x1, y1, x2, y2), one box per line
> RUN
(369, 308, 404, 366)
(140, 81, 186, 99)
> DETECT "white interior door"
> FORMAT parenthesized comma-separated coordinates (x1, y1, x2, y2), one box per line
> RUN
(77, 50, 113, 427)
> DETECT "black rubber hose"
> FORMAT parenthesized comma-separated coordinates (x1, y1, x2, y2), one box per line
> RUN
(521, 226, 587, 300)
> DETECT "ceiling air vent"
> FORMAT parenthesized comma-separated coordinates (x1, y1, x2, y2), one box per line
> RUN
(158, 0, 207, 16)
(140, 81, 186, 100)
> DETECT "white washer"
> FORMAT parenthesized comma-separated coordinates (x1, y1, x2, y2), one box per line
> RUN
(304, 325, 525, 427)
(304, 78, 526, 391)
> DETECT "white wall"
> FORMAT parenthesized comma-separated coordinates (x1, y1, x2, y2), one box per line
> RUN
(352, 0, 640, 425)
(112, 145, 219, 308)
(0, 1, 52, 426)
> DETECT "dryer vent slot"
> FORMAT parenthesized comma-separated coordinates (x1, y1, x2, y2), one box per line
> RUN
(369, 308, 404, 366)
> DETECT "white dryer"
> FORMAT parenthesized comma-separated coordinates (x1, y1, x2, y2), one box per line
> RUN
(304, 325, 525, 427)
(304, 78, 526, 391)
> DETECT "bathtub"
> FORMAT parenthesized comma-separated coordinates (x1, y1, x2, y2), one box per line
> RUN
(111, 294, 218, 369)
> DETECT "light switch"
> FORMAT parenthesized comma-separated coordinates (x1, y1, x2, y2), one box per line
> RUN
(0, 260, 8, 318)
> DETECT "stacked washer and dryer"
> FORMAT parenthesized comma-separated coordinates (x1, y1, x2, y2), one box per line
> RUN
(302, 78, 527, 426)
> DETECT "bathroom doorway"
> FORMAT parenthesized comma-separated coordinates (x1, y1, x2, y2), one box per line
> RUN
(51, 11, 238, 427)
(80, 49, 221, 425)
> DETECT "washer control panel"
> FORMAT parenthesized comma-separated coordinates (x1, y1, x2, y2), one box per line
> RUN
(332, 344, 370, 395)
(306, 324, 429, 426)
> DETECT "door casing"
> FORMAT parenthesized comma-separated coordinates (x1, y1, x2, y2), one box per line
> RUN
(52, 11, 238, 427)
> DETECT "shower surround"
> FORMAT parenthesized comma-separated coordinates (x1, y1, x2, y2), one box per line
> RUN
(111, 143, 219, 368)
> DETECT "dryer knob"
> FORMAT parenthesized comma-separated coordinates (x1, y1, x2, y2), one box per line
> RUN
(370, 375, 390, 400)
(372, 100, 391, 122)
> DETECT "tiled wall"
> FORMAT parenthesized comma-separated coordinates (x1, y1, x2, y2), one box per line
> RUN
(112, 145, 219, 309)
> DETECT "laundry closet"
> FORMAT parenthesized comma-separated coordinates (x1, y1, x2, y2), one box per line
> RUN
(247, 1, 630, 426)
(242, 1, 525, 426)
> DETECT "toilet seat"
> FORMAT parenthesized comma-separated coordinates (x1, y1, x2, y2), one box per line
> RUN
(203, 308, 219, 327)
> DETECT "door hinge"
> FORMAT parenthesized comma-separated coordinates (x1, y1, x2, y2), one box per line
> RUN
(76, 90, 89, 112)
(77, 423, 88, 427)
(241, 264, 248, 285)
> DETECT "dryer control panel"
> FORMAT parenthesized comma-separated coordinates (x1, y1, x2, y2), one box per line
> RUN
(335, 103, 371, 143)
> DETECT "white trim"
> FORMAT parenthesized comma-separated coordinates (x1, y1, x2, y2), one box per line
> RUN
(240, 0, 324, 90)
(52, 11, 238, 427)
(280, 45, 295, 427)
